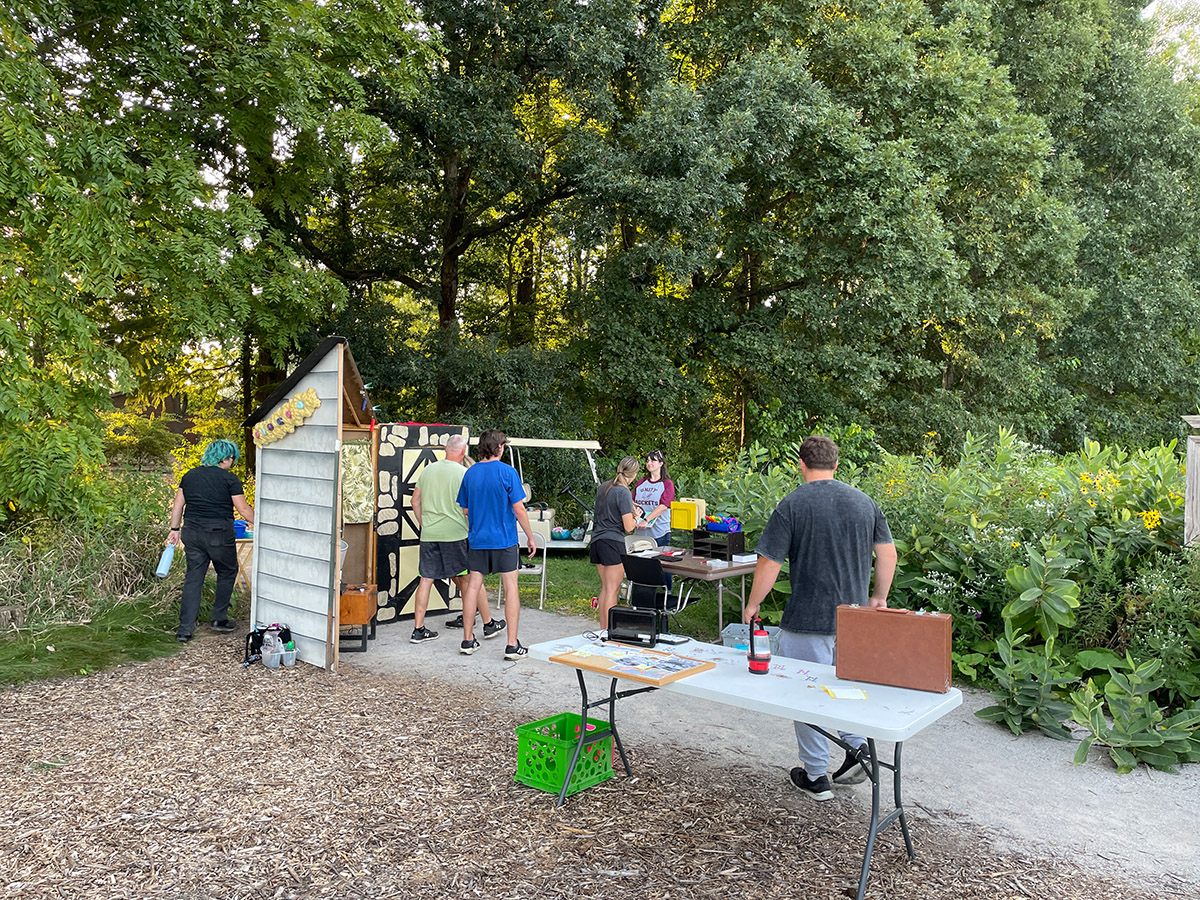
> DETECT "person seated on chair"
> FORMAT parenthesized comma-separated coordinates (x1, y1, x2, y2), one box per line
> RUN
(591, 456, 639, 634)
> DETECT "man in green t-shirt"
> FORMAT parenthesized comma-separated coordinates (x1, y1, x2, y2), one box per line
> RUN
(411, 434, 501, 643)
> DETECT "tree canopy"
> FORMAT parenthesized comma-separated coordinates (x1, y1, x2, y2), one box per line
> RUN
(2, 0, 1198, 519)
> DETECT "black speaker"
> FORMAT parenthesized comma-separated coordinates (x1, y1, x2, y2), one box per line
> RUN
(607, 606, 658, 647)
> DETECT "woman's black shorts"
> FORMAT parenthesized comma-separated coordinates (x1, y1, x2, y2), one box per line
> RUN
(589, 538, 624, 567)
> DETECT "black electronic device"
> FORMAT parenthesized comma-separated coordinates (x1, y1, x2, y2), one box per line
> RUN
(607, 606, 658, 648)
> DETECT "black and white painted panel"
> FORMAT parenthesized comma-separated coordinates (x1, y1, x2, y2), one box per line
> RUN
(376, 423, 469, 622)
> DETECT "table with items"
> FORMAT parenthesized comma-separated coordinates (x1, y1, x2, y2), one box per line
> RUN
(527, 633, 962, 900)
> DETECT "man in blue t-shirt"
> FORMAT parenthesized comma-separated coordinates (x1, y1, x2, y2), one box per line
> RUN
(456, 429, 537, 660)
(743, 435, 896, 801)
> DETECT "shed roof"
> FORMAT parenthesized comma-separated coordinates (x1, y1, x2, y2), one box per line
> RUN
(242, 336, 372, 430)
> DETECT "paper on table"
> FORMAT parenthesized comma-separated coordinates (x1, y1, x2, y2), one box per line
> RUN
(823, 686, 869, 700)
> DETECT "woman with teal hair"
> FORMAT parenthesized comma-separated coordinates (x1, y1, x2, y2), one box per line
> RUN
(166, 440, 255, 641)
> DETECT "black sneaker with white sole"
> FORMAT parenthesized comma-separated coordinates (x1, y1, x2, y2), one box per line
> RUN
(410, 626, 438, 643)
(789, 767, 834, 801)
(210, 619, 239, 632)
(503, 642, 528, 660)
(831, 745, 870, 785)
(460, 638, 480, 655)
(482, 618, 506, 639)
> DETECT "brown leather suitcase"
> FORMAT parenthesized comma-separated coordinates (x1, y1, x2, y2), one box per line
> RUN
(835, 605, 952, 693)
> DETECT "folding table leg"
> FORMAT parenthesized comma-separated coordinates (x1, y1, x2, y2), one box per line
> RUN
(555, 669, 654, 807)
(854, 738, 914, 900)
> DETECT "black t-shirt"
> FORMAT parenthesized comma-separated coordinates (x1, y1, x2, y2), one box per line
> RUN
(756, 479, 893, 635)
(180, 465, 245, 524)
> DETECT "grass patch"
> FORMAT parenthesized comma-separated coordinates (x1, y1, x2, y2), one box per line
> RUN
(0, 516, 247, 685)
(0, 598, 182, 685)
(536, 547, 756, 644)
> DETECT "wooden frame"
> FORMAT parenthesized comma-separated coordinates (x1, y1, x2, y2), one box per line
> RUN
(549, 644, 715, 686)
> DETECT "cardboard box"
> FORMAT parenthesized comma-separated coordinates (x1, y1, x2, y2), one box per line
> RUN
(835, 605, 952, 693)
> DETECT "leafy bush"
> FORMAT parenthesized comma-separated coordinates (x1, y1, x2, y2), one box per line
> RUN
(687, 426, 1197, 771)
(101, 406, 181, 471)
(1071, 657, 1200, 774)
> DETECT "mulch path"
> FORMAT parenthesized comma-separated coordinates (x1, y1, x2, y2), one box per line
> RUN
(0, 637, 1188, 900)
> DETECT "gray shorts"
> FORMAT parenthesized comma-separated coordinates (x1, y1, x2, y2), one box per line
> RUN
(467, 545, 520, 575)
(419, 540, 469, 580)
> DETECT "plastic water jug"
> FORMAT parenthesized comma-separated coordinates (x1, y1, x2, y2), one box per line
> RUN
(155, 543, 175, 578)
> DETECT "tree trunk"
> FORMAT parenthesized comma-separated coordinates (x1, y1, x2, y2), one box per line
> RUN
(242, 331, 256, 474)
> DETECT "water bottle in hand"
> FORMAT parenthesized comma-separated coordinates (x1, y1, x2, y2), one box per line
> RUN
(155, 543, 175, 578)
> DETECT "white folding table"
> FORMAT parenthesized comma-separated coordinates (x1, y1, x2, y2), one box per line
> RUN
(528, 634, 963, 900)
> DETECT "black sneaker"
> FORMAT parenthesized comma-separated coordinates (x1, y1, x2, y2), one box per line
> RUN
(176, 634, 192, 643)
(410, 626, 439, 644)
(789, 767, 834, 801)
(503, 642, 528, 660)
(460, 638, 480, 655)
(832, 746, 870, 785)
(449, 613, 480, 629)
(482, 618, 506, 639)
(210, 619, 239, 632)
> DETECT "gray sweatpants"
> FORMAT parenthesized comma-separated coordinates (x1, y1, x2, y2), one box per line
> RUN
(778, 629, 867, 777)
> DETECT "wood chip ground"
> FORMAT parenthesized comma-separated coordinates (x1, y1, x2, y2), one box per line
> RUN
(0, 636, 1188, 900)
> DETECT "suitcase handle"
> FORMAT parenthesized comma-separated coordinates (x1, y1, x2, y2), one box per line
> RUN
(873, 606, 910, 614)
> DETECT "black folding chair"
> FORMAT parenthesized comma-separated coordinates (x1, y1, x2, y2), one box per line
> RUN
(621, 554, 694, 638)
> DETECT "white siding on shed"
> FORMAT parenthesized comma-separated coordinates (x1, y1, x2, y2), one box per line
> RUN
(251, 350, 342, 669)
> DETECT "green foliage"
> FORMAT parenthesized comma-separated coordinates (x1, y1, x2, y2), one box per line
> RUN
(0, 599, 181, 686)
(101, 407, 181, 471)
(975, 626, 1075, 740)
(0, 508, 176, 629)
(1071, 657, 1200, 774)
(1116, 551, 1200, 707)
(1003, 537, 1082, 642)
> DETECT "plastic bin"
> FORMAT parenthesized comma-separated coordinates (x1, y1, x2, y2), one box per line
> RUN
(262, 649, 283, 669)
(721, 622, 782, 658)
(515, 712, 614, 797)
(670, 498, 706, 531)
(281, 648, 297, 667)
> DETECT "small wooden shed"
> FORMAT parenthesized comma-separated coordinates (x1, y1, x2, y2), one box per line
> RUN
(242, 336, 377, 671)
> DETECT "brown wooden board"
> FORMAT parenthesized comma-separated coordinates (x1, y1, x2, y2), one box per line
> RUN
(550, 644, 715, 686)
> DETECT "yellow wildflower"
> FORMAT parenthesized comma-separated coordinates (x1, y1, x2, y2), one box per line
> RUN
(1139, 510, 1162, 530)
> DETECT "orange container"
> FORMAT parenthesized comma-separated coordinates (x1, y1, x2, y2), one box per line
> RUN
(339, 584, 377, 626)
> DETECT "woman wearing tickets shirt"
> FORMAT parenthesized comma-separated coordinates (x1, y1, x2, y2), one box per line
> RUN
(165, 440, 255, 642)
(590, 456, 640, 634)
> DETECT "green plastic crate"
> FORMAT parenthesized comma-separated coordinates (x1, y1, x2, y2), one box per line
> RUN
(515, 712, 614, 796)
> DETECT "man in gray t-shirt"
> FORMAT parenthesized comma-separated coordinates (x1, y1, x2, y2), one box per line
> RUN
(743, 435, 897, 801)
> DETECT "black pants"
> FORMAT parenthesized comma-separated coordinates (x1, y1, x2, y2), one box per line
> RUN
(178, 521, 238, 637)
